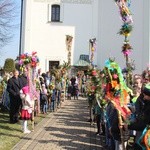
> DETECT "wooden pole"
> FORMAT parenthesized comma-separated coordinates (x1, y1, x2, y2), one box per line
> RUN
(66, 35, 73, 66)
(125, 55, 130, 87)
(64, 75, 66, 102)
(118, 110, 126, 150)
(65, 35, 73, 101)
(31, 109, 34, 131)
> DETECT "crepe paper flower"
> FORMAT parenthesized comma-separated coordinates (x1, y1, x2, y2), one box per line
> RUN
(91, 47, 95, 52)
(32, 57, 36, 62)
(19, 60, 23, 65)
(119, 8, 133, 23)
(116, 1, 129, 11)
(20, 54, 26, 59)
(92, 70, 97, 76)
(105, 59, 112, 70)
(31, 61, 36, 67)
(122, 43, 132, 50)
(123, 89, 130, 102)
(122, 50, 131, 56)
(111, 80, 119, 89)
(105, 83, 112, 93)
(122, 43, 132, 56)
(119, 23, 133, 35)
(115, 0, 133, 23)
(105, 59, 117, 71)
(18, 51, 40, 68)
(32, 51, 37, 56)
(121, 105, 131, 116)
(113, 74, 118, 79)
(122, 15, 133, 24)
(121, 4, 130, 15)
(119, 8, 129, 19)
(91, 85, 96, 91)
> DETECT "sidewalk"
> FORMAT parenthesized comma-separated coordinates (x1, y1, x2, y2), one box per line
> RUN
(12, 97, 104, 150)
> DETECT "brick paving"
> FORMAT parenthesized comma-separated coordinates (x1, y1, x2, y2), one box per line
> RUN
(12, 97, 105, 150)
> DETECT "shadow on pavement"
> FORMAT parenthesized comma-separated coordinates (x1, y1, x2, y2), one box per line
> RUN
(43, 98, 105, 150)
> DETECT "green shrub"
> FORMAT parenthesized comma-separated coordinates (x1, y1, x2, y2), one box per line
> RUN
(3, 58, 15, 73)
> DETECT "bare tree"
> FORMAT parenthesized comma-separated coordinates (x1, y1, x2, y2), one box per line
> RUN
(0, 0, 16, 47)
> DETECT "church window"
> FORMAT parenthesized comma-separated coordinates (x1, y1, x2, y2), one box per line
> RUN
(51, 5, 60, 22)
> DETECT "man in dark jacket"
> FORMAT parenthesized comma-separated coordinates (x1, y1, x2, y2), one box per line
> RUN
(19, 67, 28, 89)
(7, 69, 22, 123)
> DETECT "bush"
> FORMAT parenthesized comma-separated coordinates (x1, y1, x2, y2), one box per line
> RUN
(3, 58, 15, 73)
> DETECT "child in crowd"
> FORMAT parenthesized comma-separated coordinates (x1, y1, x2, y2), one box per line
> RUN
(67, 81, 72, 100)
(94, 102, 103, 135)
(20, 86, 32, 134)
(50, 86, 57, 112)
(72, 83, 79, 100)
(131, 86, 141, 104)
(40, 84, 48, 114)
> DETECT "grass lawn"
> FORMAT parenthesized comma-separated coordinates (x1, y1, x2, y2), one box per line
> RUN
(0, 109, 46, 150)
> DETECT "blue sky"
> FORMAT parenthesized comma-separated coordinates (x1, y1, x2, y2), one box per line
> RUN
(0, 0, 21, 67)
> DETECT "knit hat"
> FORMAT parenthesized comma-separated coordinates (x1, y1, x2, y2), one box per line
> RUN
(22, 86, 29, 94)
(143, 84, 150, 96)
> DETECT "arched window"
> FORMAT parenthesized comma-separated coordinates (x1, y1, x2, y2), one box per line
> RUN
(51, 4, 60, 22)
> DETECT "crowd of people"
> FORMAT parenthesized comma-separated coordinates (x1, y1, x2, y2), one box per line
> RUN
(86, 68, 150, 150)
(1, 63, 150, 149)
(0, 67, 87, 134)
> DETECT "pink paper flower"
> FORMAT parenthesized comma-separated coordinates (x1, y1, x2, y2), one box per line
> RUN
(123, 49, 131, 56)
(113, 74, 118, 79)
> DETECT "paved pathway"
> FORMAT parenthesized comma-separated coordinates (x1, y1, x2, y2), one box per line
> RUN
(12, 98, 104, 150)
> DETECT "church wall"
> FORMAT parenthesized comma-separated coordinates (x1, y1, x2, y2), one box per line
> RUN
(97, 0, 145, 73)
(21, 0, 149, 73)
(21, 0, 97, 72)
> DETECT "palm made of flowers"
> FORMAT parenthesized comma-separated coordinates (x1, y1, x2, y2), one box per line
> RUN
(66, 35, 73, 66)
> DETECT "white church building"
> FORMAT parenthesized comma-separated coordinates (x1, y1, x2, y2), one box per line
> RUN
(20, 0, 150, 73)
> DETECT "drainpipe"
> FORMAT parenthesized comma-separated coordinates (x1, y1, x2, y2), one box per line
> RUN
(19, 0, 23, 56)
